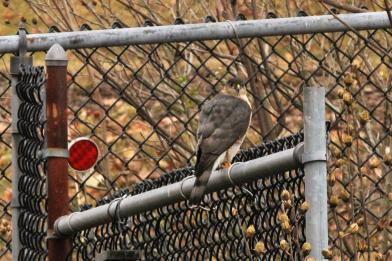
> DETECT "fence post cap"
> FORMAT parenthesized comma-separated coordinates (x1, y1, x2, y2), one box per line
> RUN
(45, 43, 67, 66)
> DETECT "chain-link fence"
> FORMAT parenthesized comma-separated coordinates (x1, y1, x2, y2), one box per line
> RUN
(15, 65, 47, 260)
(1, 12, 392, 260)
(70, 133, 305, 260)
(0, 53, 12, 259)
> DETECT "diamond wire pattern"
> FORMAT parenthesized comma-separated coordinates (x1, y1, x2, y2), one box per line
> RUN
(70, 133, 305, 260)
(65, 28, 392, 259)
(0, 53, 12, 260)
(0, 24, 391, 260)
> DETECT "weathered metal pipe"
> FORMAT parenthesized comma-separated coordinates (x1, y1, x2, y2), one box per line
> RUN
(0, 12, 390, 54)
(54, 144, 303, 237)
(45, 44, 70, 261)
(303, 86, 328, 260)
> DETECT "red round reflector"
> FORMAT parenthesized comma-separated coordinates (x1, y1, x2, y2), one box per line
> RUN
(68, 138, 99, 171)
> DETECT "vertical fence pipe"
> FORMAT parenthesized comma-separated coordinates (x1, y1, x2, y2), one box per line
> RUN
(45, 44, 70, 261)
(303, 86, 328, 260)
(10, 24, 32, 261)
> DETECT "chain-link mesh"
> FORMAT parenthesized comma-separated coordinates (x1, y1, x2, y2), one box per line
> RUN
(0, 18, 392, 260)
(15, 65, 47, 260)
(64, 27, 392, 259)
(70, 133, 304, 260)
(0, 53, 12, 260)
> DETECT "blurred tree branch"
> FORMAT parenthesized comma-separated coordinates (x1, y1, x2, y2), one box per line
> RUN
(320, 0, 366, 13)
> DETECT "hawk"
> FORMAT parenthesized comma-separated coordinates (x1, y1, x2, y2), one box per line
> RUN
(189, 79, 252, 206)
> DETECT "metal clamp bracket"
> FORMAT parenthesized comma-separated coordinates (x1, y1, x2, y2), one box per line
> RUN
(11, 198, 20, 208)
(293, 143, 304, 165)
(302, 150, 327, 163)
(17, 22, 27, 57)
(226, 162, 241, 185)
(45, 148, 69, 158)
(53, 213, 76, 238)
(180, 175, 194, 200)
(47, 230, 62, 240)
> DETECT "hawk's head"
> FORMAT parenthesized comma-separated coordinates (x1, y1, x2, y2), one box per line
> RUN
(227, 77, 245, 93)
(227, 77, 245, 92)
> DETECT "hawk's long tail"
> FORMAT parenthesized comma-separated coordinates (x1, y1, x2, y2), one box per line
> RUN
(189, 170, 211, 206)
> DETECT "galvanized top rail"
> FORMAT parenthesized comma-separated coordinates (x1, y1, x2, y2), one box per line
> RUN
(0, 12, 390, 54)
(54, 144, 303, 237)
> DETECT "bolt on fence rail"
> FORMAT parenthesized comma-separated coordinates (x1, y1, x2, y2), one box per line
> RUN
(0, 10, 391, 260)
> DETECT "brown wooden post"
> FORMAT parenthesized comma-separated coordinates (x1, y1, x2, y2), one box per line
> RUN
(45, 43, 71, 261)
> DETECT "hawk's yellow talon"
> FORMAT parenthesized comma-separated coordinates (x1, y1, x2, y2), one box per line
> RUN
(222, 162, 232, 169)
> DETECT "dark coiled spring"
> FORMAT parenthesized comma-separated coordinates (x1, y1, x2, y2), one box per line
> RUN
(16, 65, 47, 261)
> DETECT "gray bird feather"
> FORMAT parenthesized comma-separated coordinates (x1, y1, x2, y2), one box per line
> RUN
(189, 94, 252, 205)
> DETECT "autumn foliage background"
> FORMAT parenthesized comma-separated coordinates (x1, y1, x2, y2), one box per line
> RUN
(1, 0, 392, 260)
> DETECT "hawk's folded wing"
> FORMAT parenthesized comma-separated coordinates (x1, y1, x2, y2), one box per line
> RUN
(195, 94, 252, 174)
(189, 93, 252, 205)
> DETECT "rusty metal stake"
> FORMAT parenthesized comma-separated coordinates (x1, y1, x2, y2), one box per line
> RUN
(45, 43, 70, 261)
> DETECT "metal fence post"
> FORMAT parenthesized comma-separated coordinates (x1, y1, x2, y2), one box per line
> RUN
(45, 43, 70, 261)
(303, 86, 328, 260)
(10, 23, 32, 261)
